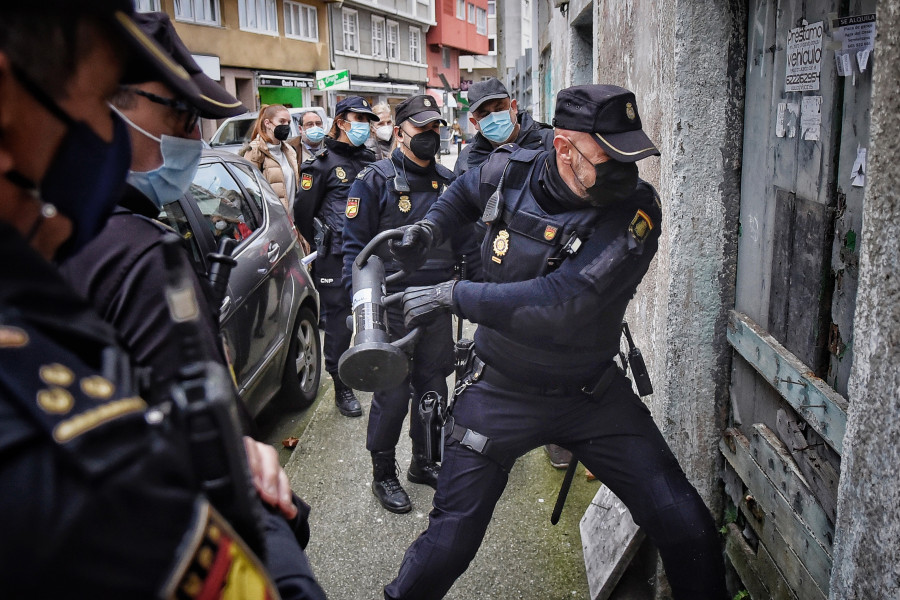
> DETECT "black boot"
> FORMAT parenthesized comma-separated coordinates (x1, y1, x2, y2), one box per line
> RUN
(372, 451, 411, 513)
(333, 376, 362, 417)
(407, 452, 440, 489)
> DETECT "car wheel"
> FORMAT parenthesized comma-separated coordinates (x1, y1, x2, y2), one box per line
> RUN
(279, 306, 321, 408)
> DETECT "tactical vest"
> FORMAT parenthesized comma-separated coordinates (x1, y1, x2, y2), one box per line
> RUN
(312, 146, 374, 253)
(366, 157, 458, 288)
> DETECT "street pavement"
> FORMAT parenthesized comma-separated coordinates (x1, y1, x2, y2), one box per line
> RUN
(275, 142, 605, 599)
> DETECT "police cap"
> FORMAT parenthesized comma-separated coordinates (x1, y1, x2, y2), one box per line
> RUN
(394, 95, 447, 127)
(467, 78, 510, 113)
(552, 84, 660, 162)
(128, 12, 245, 119)
(335, 96, 379, 121)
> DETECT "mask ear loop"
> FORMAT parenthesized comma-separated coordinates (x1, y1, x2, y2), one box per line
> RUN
(108, 103, 163, 143)
(565, 138, 593, 192)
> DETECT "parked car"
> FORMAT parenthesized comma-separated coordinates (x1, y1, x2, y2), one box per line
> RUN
(156, 149, 321, 416)
(209, 106, 332, 154)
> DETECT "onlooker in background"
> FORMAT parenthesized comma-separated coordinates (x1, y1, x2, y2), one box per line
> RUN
(295, 96, 378, 418)
(367, 102, 395, 160)
(450, 119, 463, 145)
(241, 104, 300, 216)
(289, 108, 327, 162)
(454, 77, 554, 177)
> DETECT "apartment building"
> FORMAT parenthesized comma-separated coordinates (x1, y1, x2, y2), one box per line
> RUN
(330, 0, 434, 107)
(137, 0, 331, 136)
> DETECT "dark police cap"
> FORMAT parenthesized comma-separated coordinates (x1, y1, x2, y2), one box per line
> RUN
(16, 1, 208, 111)
(553, 85, 660, 162)
(334, 96, 379, 121)
(394, 95, 446, 127)
(467, 77, 510, 113)
(128, 12, 245, 119)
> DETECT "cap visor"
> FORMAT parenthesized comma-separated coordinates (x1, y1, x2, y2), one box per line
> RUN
(348, 107, 379, 121)
(192, 74, 246, 118)
(469, 92, 509, 113)
(406, 110, 446, 126)
(591, 130, 660, 163)
(112, 11, 202, 100)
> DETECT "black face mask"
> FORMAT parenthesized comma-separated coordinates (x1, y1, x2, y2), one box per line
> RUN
(570, 141, 639, 207)
(5, 65, 131, 259)
(405, 130, 441, 161)
(273, 124, 291, 141)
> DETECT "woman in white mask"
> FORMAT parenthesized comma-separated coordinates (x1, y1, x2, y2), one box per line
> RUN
(367, 103, 395, 160)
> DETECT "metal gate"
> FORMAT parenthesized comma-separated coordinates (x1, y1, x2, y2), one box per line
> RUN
(722, 0, 875, 597)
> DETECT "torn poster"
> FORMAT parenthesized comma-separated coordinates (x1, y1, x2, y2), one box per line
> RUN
(850, 146, 866, 188)
(832, 14, 876, 75)
(801, 96, 823, 141)
(776, 102, 801, 138)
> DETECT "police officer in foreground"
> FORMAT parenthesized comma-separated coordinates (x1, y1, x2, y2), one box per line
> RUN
(0, 4, 324, 597)
(295, 96, 378, 418)
(342, 96, 481, 513)
(454, 77, 554, 177)
(384, 85, 727, 599)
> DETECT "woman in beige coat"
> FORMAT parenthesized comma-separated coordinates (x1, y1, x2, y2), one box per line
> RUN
(241, 104, 300, 215)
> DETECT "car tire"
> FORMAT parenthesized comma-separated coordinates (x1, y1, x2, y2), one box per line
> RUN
(279, 306, 321, 408)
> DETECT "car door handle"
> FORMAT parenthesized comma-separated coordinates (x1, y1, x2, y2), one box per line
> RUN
(267, 241, 280, 263)
(221, 296, 231, 314)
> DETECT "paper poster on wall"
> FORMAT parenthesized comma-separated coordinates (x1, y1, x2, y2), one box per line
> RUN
(776, 102, 800, 138)
(801, 96, 823, 141)
(832, 14, 876, 75)
(786, 21, 825, 91)
(850, 146, 866, 188)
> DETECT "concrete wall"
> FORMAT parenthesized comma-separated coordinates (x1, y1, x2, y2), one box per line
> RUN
(830, 2, 900, 597)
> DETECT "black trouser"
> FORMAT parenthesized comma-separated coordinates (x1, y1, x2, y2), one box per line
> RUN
(318, 283, 351, 377)
(384, 371, 726, 600)
(367, 307, 453, 454)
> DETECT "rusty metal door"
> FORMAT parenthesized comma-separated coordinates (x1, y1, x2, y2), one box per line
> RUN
(722, 0, 874, 597)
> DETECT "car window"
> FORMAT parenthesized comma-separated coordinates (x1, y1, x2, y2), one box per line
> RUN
(230, 162, 265, 213)
(157, 200, 205, 267)
(189, 162, 259, 243)
(211, 117, 254, 146)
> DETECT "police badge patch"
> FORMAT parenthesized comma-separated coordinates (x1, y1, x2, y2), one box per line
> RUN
(398, 196, 411, 213)
(346, 198, 360, 218)
(491, 230, 510, 264)
(544, 226, 558, 241)
(431, 181, 438, 190)
(335, 166, 347, 181)
(301, 173, 313, 190)
(629, 209, 653, 243)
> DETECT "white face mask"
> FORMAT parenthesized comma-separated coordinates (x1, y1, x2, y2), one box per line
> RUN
(215, 220, 228, 231)
(375, 125, 393, 142)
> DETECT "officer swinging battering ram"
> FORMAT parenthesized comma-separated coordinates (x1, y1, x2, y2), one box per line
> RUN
(385, 85, 728, 599)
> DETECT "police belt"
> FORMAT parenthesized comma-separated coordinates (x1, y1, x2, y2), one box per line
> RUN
(447, 357, 619, 472)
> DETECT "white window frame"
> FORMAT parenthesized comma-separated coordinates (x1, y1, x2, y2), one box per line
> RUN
(409, 26, 422, 64)
(456, 0, 465, 19)
(284, 1, 319, 42)
(238, 0, 278, 35)
(487, 0, 495, 16)
(135, 0, 161, 11)
(476, 7, 487, 34)
(174, 0, 220, 26)
(386, 20, 400, 61)
(372, 16, 386, 58)
(342, 8, 359, 54)
(467, 3, 476, 24)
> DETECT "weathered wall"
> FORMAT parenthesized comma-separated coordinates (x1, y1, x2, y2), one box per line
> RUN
(830, 1, 900, 597)
(590, 0, 744, 509)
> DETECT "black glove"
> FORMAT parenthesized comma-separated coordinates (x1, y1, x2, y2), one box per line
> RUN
(402, 281, 457, 329)
(389, 220, 437, 273)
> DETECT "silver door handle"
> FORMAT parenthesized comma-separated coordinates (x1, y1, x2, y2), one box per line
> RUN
(267, 242, 280, 262)
(220, 296, 231, 313)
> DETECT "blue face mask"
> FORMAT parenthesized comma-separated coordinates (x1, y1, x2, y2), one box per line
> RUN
(305, 126, 325, 143)
(478, 109, 516, 144)
(113, 106, 203, 209)
(345, 120, 371, 146)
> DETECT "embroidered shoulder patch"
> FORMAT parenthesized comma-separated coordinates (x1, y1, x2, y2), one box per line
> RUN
(629, 209, 653, 243)
(301, 173, 313, 190)
(346, 198, 360, 218)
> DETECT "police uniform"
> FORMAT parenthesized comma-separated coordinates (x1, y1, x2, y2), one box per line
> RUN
(343, 142, 481, 487)
(295, 105, 377, 406)
(385, 86, 727, 599)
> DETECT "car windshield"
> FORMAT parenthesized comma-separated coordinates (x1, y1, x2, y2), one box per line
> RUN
(212, 117, 255, 146)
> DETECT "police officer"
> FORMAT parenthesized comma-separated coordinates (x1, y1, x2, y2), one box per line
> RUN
(454, 77, 554, 177)
(0, 4, 324, 597)
(295, 96, 378, 417)
(342, 96, 481, 513)
(385, 85, 727, 599)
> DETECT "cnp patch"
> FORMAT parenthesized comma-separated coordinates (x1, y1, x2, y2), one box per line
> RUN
(398, 196, 411, 213)
(301, 173, 313, 190)
(346, 198, 360, 218)
(629, 209, 653, 243)
(544, 225, 558, 241)
(335, 166, 347, 181)
(491, 230, 510, 264)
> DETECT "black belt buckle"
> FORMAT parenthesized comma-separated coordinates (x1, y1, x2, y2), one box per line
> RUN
(460, 428, 488, 454)
(583, 362, 617, 399)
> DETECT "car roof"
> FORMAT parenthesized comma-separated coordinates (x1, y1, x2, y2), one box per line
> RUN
(226, 106, 328, 120)
(202, 147, 253, 163)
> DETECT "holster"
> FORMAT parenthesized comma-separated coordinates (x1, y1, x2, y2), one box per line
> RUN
(313, 217, 332, 256)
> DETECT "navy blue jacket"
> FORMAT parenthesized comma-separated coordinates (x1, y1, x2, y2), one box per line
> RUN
(454, 111, 555, 176)
(427, 148, 662, 386)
